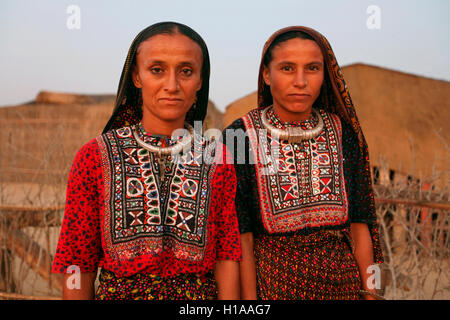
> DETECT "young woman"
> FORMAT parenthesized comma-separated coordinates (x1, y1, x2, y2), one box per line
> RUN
(224, 26, 383, 300)
(52, 22, 241, 300)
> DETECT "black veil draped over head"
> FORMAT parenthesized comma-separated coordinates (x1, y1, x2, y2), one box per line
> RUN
(258, 26, 383, 264)
(103, 22, 211, 134)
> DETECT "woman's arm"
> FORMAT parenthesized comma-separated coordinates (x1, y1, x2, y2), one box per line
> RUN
(215, 260, 240, 300)
(52, 140, 102, 300)
(62, 272, 97, 300)
(239, 232, 257, 300)
(350, 222, 378, 300)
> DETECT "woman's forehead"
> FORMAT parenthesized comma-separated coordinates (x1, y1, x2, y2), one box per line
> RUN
(136, 33, 203, 62)
(271, 38, 323, 63)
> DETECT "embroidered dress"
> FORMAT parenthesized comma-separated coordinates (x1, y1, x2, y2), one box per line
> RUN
(223, 25, 383, 300)
(52, 124, 241, 299)
(242, 108, 349, 234)
(225, 109, 364, 299)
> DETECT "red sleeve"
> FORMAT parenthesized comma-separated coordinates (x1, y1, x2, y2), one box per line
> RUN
(52, 138, 103, 273)
(213, 143, 242, 262)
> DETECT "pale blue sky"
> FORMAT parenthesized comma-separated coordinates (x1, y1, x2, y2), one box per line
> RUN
(1, 0, 449, 111)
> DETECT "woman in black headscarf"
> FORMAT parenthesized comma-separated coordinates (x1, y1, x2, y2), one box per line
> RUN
(53, 22, 241, 300)
(224, 26, 383, 300)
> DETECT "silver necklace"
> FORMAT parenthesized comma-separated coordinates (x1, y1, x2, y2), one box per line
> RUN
(133, 123, 194, 180)
(260, 107, 324, 143)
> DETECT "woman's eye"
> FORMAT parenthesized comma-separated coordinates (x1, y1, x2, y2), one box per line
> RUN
(308, 65, 319, 71)
(150, 67, 163, 74)
(281, 66, 292, 72)
(181, 68, 193, 76)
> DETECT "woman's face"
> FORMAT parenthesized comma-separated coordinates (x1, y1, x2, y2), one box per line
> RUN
(263, 38, 324, 121)
(132, 32, 203, 125)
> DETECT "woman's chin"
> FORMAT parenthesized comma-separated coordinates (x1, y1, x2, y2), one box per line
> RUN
(276, 103, 313, 115)
(143, 106, 190, 124)
(157, 112, 189, 124)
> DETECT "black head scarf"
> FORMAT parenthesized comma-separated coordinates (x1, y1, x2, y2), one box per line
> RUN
(103, 22, 211, 133)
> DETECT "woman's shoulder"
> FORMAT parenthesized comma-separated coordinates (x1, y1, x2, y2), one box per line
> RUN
(100, 125, 134, 140)
(319, 109, 341, 123)
(223, 108, 261, 131)
(223, 118, 245, 132)
(67, 136, 103, 183)
(319, 109, 354, 133)
(76, 137, 101, 159)
(71, 134, 105, 169)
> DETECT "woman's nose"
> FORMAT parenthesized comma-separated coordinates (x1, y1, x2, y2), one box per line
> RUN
(164, 70, 180, 92)
(293, 70, 308, 88)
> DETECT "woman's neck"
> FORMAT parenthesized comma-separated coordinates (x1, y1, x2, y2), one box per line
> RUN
(272, 104, 313, 123)
(141, 113, 186, 137)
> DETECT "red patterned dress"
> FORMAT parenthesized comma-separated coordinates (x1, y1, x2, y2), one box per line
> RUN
(52, 123, 241, 300)
(224, 107, 383, 300)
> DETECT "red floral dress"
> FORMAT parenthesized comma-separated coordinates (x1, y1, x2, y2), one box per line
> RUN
(52, 125, 241, 299)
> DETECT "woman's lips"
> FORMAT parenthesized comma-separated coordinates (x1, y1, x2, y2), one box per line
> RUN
(288, 93, 311, 100)
(160, 98, 183, 101)
(159, 98, 183, 104)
